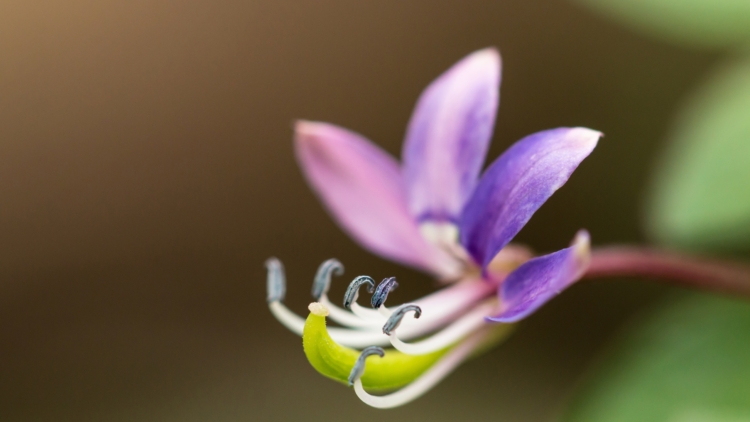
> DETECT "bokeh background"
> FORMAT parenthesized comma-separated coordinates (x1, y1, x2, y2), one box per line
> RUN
(0, 0, 719, 420)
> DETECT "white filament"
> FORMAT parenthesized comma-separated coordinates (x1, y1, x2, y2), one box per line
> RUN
(319, 296, 383, 329)
(268, 278, 497, 348)
(268, 301, 306, 335)
(352, 326, 492, 408)
(351, 302, 385, 320)
(269, 301, 392, 347)
(378, 306, 393, 318)
(389, 300, 498, 355)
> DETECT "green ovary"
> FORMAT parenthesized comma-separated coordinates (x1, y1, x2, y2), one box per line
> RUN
(302, 307, 450, 391)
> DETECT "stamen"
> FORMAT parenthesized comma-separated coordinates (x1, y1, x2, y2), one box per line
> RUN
(342, 275, 385, 321)
(265, 258, 286, 303)
(311, 259, 343, 300)
(270, 283, 494, 347)
(265, 258, 375, 340)
(265, 258, 309, 335)
(343, 276, 376, 309)
(351, 326, 494, 408)
(309, 260, 383, 329)
(382, 304, 421, 336)
(389, 300, 512, 355)
(347, 346, 385, 386)
(372, 277, 398, 309)
(346, 278, 384, 322)
(266, 259, 498, 348)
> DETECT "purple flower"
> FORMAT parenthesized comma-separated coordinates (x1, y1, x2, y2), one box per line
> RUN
(266, 48, 601, 407)
(295, 48, 600, 321)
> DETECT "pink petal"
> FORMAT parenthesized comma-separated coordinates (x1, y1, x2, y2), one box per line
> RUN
(295, 121, 461, 277)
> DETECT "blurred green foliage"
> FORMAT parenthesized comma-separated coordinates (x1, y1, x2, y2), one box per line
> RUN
(575, 0, 750, 252)
(573, 0, 750, 48)
(567, 0, 750, 419)
(647, 59, 750, 252)
(563, 294, 750, 422)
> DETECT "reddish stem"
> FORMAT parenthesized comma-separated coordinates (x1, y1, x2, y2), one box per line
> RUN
(586, 247, 750, 298)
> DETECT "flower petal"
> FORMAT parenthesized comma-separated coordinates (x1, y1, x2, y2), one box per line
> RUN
(460, 127, 601, 269)
(402, 48, 501, 223)
(295, 121, 461, 277)
(487, 230, 591, 323)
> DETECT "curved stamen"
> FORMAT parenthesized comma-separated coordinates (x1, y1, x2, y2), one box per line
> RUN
(312, 259, 343, 300)
(269, 299, 472, 348)
(310, 260, 383, 329)
(372, 277, 398, 309)
(344, 276, 376, 309)
(265, 258, 286, 303)
(351, 326, 494, 408)
(265, 258, 309, 335)
(266, 259, 497, 347)
(343, 276, 384, 321)
(347, 346, 385, 386)
(382, 304, 421, 336)
(266, 258, 377, 339)
(389, 300, 511, 355)
(272, 291, 495, 347)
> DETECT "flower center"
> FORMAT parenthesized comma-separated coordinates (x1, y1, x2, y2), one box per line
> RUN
(419, 221, 476, 273)
(419, 221, 532, 282)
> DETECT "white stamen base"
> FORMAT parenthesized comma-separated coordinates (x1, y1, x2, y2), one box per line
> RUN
(320, 296, 383, 329)
(351, 302, 385, 320)
(267, 279, 496, 348)
(352, 326, 491, 408)
(389, 300, 497, 355)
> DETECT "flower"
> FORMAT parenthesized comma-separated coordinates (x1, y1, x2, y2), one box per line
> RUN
(266, 48, 602, 408)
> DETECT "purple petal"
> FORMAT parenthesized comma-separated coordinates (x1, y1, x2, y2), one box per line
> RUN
(402, 48, 501, 223)
(295, 121, 461, 277)
(487, 230, 591, 323)
(460, 127, 601, 270)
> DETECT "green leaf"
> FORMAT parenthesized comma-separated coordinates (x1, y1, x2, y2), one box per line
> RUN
(573, 0, 750, 48)
(563, 294, 750, 422)
(646, 58, 750, 252)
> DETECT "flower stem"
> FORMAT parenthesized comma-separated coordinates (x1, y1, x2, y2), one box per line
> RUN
(586, 247, 750, 298)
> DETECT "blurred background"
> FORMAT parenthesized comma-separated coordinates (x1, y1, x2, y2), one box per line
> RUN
(0, 0, 720, 420)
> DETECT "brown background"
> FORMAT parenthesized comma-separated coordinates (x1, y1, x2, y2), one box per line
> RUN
(0, 0, 716, 420)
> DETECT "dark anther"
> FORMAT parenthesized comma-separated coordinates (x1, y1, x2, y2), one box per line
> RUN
(265, 258, 286, 303)
(311, 259, 344, 300)
(343, 276, 376, 310)
(371, 277, 399, 309)
(382, 304, 422, 335)
(348, 346, 385, 386)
